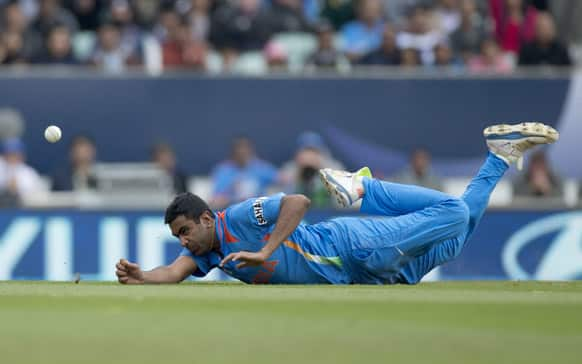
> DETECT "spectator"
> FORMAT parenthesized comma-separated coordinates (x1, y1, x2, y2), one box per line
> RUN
(51, 135, 97, 191)
(400, 47, 421, 67)
(396, 5, 444, 65)
(130, 0, 162, 28)
(151, 142, 187, 194)
(0, 138, 46, 205)
(450, 0, 489, 61)
(32, 25, 78, 64)
(210, 136, 277, 209)
(1, 2, 42, 60)
(489, 0, 537, 54)
(382, 0, 420, 27)
(513, 151, 563, 198)
(159, 11, 206, 69)
(302, 0, 321, 24)
(433, 0, 461, 36)
(103, 0, 142, 61)
(0, 30, 26, 64)
(66, 0, 104, 31)
(154, 7, 181, 42)
(433, 42, 457, 66)
(358, 24, 401, 65)
(266, 0, 313, 34)
(0, 39, 5, 64)
(185, 0, 211, 42)
(91, 22, 138, 73)
(518, 12, 571, 66)
(278, 131, 344, 208)
(306, 20, 348, 69)
(550, 0, 582, 47)
(468, 37, 513, 73)
(392, 148, 443, 191)
(209, 0, 271, 64)
(320, 0, 354, 30)
(264, 39, 288, 71)
(31, 0, 79, 37)
(13, 0, 39, 21)
(340, 0, 385, 60)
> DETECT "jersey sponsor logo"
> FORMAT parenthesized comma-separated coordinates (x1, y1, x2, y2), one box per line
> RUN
(252, 197, 268, 225)
(502, 212, 582, 280)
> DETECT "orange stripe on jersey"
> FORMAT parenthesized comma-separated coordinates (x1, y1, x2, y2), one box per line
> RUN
(216, 211, 239, 244)
(283, 240, 343, 267)
(283, 240, 304, 254)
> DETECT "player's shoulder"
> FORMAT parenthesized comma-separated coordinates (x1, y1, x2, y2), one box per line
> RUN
(224, 193, 286, 224)
(228, 192, 286, 209)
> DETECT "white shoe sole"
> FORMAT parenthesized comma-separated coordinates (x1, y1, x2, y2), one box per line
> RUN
(483, 122, 559, 143)
(319, 169, 350, 207)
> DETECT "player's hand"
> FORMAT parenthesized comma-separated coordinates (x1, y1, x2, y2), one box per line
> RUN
(219, 250, 269, 269)
(115, 259, 145, 284)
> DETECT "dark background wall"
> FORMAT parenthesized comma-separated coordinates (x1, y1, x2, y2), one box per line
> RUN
(0, 76, 569, 176)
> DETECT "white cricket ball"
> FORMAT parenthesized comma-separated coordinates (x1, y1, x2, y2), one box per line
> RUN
(44, 125, 62, 143)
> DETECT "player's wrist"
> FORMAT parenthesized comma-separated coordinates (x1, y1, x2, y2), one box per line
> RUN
(259, 246, 274, 259)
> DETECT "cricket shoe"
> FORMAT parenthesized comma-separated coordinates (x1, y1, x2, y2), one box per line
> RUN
(319, 166, 372, 207)
(483, 122, 559, 170)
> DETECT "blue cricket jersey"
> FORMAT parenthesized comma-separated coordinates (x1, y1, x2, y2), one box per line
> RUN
(180, 193, 352, 284)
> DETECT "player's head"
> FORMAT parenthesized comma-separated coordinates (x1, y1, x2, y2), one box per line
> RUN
(165, 192, 216, 255)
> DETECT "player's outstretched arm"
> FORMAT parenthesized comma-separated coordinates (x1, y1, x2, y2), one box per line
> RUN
(116, 256, 197, 284)
(220, 194, 311, 269)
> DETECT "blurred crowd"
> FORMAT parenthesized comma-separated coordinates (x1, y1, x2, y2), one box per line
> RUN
(0, 0, 579, 74)
(0, 107, 575, 209)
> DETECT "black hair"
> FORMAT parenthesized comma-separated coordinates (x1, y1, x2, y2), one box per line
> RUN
(164, 192, 213, 225)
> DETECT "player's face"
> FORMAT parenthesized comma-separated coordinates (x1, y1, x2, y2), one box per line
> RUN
(170, 214, 215, 256)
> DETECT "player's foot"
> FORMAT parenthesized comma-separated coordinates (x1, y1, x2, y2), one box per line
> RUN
(319, 167, 372, 207)
(483, 122, 559, 170)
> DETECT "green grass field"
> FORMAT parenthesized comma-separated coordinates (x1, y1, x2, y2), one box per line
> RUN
(0, 281, 581, 364)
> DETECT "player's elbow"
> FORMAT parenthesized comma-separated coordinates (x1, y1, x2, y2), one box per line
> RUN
(171, 271, 189, 284)
(285, 194, 311, 209)
(296, 194, 311, 209)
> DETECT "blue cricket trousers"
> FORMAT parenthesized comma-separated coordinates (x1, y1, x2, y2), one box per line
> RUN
(332, 153, 508, 284)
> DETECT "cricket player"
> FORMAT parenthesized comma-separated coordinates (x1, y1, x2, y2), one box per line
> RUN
(116, 122, 558, 285)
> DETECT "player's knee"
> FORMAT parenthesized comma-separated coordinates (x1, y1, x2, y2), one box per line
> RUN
(446, 198, 470, 230)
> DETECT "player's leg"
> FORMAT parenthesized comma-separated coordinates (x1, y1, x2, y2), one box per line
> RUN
(320, 164, 471, 258)
(459, 151, 508, 240)
(396, 153, 508, 283)
(321, 169, 470, 283)
(328, 198, 469, 284)
(320, 166, 462, 216)
(399, 122, 560, 283)
(359, 177, 460, 216)
(447, 122, 559, 254)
